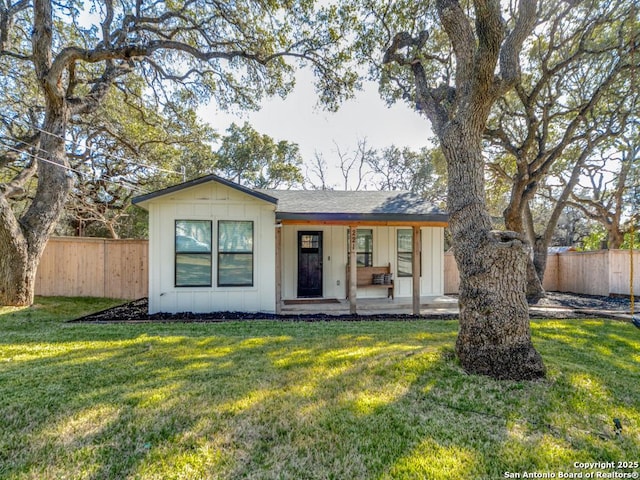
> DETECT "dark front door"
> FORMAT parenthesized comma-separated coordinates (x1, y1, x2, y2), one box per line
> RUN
(297, 231, 323, 297)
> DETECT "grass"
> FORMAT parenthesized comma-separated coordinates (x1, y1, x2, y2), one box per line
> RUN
(0, 297, 639, 480)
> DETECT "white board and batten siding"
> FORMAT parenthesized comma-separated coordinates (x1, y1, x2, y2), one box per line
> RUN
(395, 227, 444, 298)
(146, 181, 276, 314)
(279, 225, 444, 300)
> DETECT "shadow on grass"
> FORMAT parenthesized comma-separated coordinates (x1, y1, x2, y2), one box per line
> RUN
(0, 319, 638, 479)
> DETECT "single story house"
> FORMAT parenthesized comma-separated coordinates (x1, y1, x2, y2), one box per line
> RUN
(132, 174, 449, 315)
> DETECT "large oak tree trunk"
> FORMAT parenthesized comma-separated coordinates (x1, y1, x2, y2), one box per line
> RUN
(0, 0, 71, 306)
(532, 236, 549, 283)
(443, 126, 545, 380)
(525, 258, 545, 302)
(0, 238, 40, 306)
(381, 0, 544, 380)
(608, 228, 625, 250)
(0, 106, 71, 306)
(0, 208, 33, 305)
(503, 199, 545, 301)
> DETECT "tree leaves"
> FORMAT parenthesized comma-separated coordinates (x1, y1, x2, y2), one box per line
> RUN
(212, 122, 304, 189)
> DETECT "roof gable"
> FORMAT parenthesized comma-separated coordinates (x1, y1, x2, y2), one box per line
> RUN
(132, 174, 279, 208)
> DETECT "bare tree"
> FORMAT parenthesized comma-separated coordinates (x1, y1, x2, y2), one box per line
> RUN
(334, 138, 375, 190)
(306, 151, 334, 190)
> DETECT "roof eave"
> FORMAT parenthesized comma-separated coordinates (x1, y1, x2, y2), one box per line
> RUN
(132, 174, 279, 209)
(276, 212, 449, 225)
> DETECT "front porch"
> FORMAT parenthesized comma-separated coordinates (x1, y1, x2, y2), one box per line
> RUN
(280, 295, 459, 316)
(268, 189, 449, 316)
(276, 223, 447, 315)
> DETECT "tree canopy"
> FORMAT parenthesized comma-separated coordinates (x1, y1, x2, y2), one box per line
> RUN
(483, 0, 638, 288)
(212, 122, 304, 189)
(0, 0, 358, 305)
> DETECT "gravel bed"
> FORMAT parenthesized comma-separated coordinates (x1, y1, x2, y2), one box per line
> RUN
(71, 292, 634, 323)
(533, 292, 632, 311)
(71, 299, 458, 322)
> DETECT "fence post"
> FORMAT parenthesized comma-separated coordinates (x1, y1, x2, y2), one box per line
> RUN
(608, 249, 613, 297)
(103, 239, 108, 299)
(631, 225, 635, 315)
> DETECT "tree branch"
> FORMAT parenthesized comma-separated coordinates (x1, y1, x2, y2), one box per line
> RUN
(32, 0, 57, 101)
(473, 0, 505, 89)
(0, 158, 37, 198)
(529, 59, 630, 175)
(436, 0, 474, 95)
(382, 30, 450, 135)
(0, 0, 29, 53)
(498, 0, 537, 91)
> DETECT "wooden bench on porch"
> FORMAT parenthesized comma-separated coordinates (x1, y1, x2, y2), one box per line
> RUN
(346, 263, 394, 300)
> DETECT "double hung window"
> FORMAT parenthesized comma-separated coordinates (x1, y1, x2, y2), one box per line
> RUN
(218, 220, 254, 286)
(397, 229, 421, 277)
(347, 229, 373, 267)
(175, 220, 212, 286)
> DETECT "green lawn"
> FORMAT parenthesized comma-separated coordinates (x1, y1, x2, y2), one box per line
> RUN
(1, 297, 639, 480)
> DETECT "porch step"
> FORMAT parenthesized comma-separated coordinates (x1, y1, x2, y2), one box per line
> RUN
(280, 295, 458, 314)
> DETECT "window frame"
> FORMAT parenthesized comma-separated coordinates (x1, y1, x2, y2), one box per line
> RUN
(347, 228, 374, 267)
(397, 228, 422, 278)
(217, 220, 254, 287)
(174, 220, 213, 287)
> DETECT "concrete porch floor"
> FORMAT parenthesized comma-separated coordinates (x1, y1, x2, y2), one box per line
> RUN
(280, 295, 460, 316)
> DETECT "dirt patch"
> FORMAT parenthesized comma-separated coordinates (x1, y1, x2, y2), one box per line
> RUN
(71, 292, 635, 323)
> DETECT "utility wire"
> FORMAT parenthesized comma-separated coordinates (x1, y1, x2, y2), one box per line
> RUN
(1, 140, 85, 177)
(28, 123, 185, 176)
(0, 131, 169, 194)
(2, 119, 185, 176)
(0, 140, 146, 194)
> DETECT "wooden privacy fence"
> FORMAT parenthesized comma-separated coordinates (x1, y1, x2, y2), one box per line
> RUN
(444, 249, 640, 297)
(35, 237, 148, 299)
(34, 237, 638, 299)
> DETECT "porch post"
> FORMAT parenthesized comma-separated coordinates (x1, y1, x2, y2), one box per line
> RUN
(275, 224, 282, 315)
(412, 225, 421, 315)
(349, 226, 358, 314)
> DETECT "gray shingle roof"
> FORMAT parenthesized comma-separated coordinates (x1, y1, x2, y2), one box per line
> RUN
(260, 189, 448, 223)
(132, 175, 448, 223)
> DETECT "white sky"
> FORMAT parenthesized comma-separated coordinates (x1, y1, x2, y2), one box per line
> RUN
(198, 69, 434, 189)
